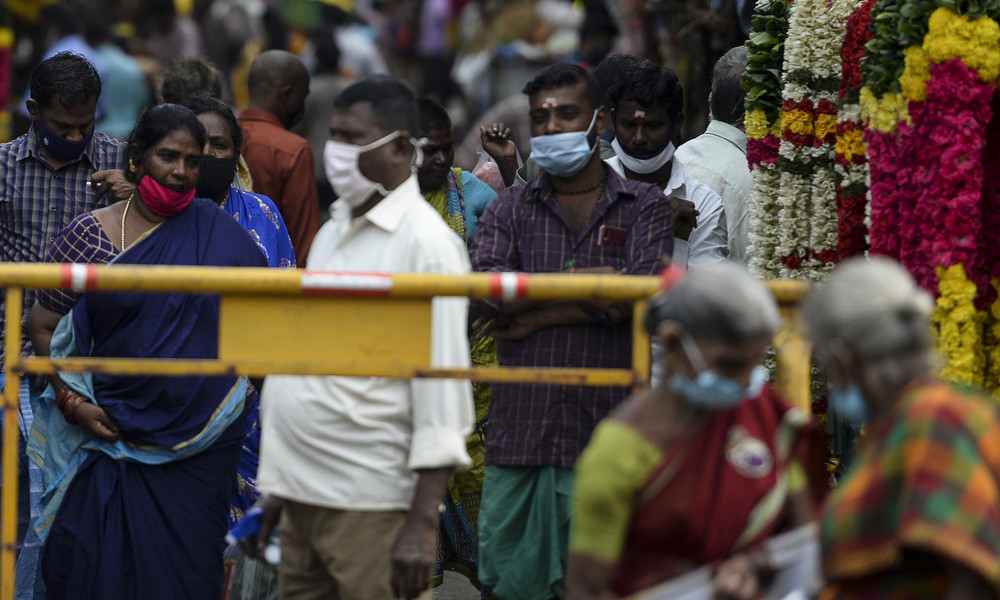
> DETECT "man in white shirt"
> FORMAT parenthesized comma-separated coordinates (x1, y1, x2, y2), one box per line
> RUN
(676, 47, 752, 263)
(254, 75, 474, 600)
(604, 62, 729, 267)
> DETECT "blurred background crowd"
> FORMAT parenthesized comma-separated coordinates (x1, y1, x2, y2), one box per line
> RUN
(0, 0, 751, 169)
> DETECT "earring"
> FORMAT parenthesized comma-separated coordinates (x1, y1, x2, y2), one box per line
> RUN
(129, 160, 137, 173)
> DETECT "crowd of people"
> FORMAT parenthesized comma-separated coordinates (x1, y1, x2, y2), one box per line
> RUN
(3, 3, 1000, 600)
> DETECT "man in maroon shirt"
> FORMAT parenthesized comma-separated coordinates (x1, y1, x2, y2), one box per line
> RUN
(471, 63, 674, 600)
(239, 50, 320, 264)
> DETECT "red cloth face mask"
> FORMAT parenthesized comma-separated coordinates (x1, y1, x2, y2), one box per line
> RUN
(138, 174, 195, 217)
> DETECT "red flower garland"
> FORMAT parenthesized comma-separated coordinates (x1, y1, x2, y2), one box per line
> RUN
(835, 0, 875, 260)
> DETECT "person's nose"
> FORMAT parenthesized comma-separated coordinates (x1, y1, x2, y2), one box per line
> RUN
(65, 128, 86, 143)
(543, 114, 562, 135)
(633, 124, 647, 146)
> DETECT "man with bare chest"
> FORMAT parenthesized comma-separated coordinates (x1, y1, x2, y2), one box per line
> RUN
(469, 63, 674, 600)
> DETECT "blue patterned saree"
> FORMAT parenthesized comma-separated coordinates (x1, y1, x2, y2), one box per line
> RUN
(36, 198, 267, 600)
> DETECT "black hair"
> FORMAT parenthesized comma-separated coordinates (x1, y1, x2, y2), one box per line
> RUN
(522, 63, 603, 113)
(593, 54, 646, 106)
(29, 51, 103, 110)
(333, 74, 418, 135)
(159, 58, 225, 104)
(710, 46, 749, 125)
(416, 97, 452, 138)
(125, 104, 207, 183)
(182, 92, 243, 160)
(607, 62, 685, 121)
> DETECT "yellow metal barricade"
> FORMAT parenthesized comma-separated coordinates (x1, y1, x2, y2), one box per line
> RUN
(0, 264, 811, 598)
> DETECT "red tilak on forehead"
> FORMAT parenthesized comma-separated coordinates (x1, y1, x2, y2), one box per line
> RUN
(633, 110, 646, 121)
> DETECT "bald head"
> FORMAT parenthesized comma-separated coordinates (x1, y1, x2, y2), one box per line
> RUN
(247, 50, 310, 129)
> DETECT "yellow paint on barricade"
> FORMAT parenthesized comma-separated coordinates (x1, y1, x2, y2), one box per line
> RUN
(0, 264, 812, 599)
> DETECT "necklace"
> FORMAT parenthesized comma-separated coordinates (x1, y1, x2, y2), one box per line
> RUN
(120, 193, 133, 251)
(552, 171, 608, 196)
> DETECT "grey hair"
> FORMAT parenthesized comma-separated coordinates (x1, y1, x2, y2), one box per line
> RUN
(802, 256, 934, 361)
(644, 262, 781, 342)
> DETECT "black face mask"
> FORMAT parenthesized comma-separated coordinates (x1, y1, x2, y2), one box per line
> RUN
(196, 155, 238, 200)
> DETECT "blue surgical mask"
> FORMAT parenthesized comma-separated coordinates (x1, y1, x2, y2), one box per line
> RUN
(668, 335, 765, 409)
(35, 119, 93, 161)
(828, 382, 871, 424)
(529, 110, 598, 177)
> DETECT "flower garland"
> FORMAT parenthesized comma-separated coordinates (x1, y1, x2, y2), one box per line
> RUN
(769, 0, 856, 280)
(835, 0, 875, 260)
(863, 2, 1000, 389)
(744, 0, 792, 277)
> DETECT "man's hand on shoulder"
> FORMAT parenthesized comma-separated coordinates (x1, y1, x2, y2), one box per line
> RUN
(91, 169, 137, 203)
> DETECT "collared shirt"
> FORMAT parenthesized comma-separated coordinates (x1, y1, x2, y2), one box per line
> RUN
(0, 125, 126, 363)
(469, 168, 673, 467)
(606, 155, 729, 267)
(238, 108, 320, 265)
(258, 176, 474, 511)
(676, 121, 751, 264)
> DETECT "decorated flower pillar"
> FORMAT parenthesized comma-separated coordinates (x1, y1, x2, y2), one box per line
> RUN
(861, 0, 1000, 388)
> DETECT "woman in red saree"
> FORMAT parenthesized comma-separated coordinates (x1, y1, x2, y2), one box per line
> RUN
(567, 263, 828, 600)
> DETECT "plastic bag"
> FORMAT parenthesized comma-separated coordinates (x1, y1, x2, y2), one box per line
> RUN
(472, 143, 523, 194)
(222, 540, 280, 600)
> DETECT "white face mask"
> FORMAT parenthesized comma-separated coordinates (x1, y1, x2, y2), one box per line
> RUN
(323, 131, 401, 208)
(612, 137, 676, 175)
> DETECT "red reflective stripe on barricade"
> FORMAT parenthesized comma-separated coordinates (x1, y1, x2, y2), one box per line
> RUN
(490, 272, 530, 301)
(59, 264, 99, 291)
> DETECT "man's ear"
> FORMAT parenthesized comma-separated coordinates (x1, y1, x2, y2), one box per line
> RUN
(673, 112, 685, 145)
(595, 105, 611, 136)
(26, 98, 39, 122)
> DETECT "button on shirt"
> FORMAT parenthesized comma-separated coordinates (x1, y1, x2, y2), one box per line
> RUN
(0, 125, 126, 362)
(258, 176, 474, 511)
(605, 155, 728, 267)
(676, 121, 752, 264)
(469, 168, 673, 467)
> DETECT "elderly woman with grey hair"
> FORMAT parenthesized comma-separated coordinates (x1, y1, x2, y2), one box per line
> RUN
(803, 256, 1000, 599)
(566, 262, 828, 600)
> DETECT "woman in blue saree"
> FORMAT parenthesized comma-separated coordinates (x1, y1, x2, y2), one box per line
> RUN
(26, 104, 268, 599)
(183, 92, 296, 529)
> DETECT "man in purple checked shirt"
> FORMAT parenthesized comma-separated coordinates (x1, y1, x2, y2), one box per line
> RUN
(469, 63, 674, 600)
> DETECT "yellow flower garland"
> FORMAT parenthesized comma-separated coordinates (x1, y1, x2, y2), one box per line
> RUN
(899, 46, 931, 101)
(859, 88, 910, 133)
(746, 108, 772, 139)
(781, 108, 814, 136)
(934, 264, 987, 387)
(835, 128, 866, 162)
(924, 7, 1000, 82)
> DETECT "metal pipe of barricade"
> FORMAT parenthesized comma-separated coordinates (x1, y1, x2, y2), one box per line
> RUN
(0, 264, 811, 599)
(2, 288, 22, 600)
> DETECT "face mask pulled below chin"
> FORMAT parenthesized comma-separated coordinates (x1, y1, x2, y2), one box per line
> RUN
(612, 137, 675, 175)
(138, 174, 196, 217)
(36, 119, 94, 161)
(668, 333, 766, 409)
(196, 155, 238, 200)
(529, 111, 598, 177)
(324, 131, 402, 209)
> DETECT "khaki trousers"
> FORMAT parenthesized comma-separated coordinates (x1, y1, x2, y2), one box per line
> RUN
(278, 499, 434, 600)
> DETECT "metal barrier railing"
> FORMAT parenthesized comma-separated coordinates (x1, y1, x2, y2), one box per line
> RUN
(0, 264, 811, 598)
